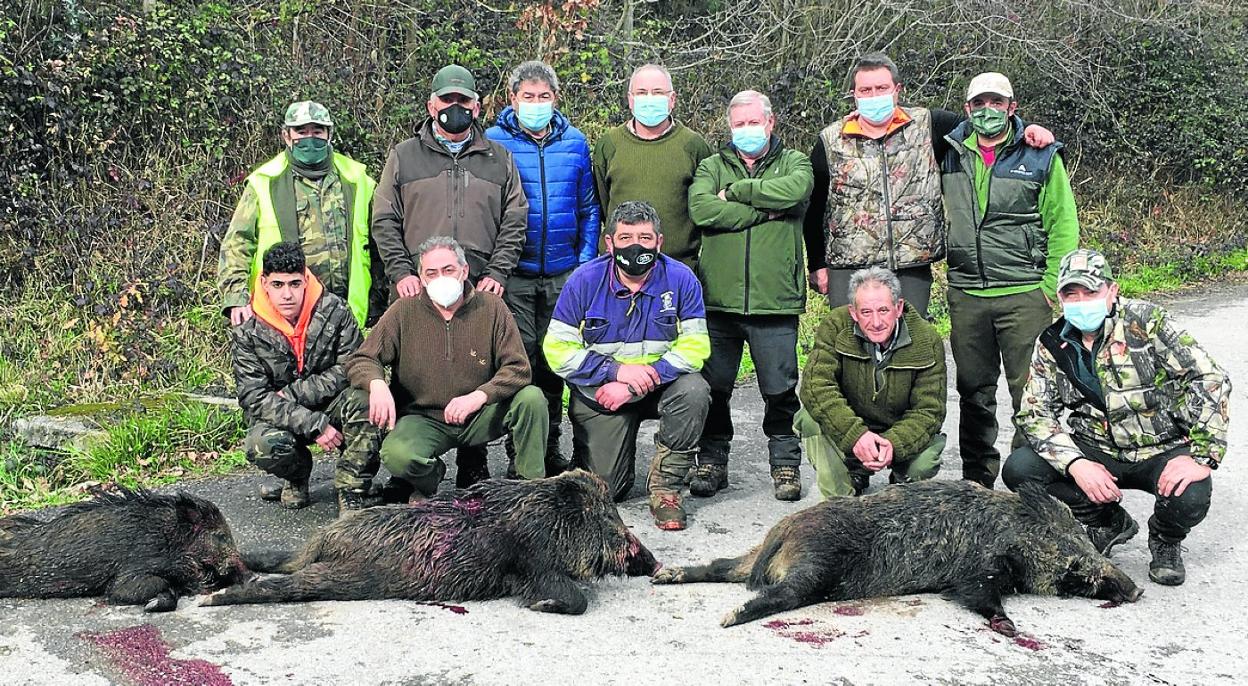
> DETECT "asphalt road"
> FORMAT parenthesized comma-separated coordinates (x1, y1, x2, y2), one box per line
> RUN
(2, 285, 1246, 685)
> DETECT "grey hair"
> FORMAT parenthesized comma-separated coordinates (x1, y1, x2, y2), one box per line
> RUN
(850, 52, 901, 90)
(727, 90, 773, 123)
(848, 266, 902, 305)
(628, 63, 673, 92)
(416, 235, 468, 267)
(606, 200, 662, 236)
(508, 60, 559, 94)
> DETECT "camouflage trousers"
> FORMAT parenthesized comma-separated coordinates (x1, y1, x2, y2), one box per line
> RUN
(244, 388, 382, 491)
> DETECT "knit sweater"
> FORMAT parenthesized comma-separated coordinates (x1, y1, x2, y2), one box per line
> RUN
(345, 286, 531, 417)
(591, 120, 712, 267)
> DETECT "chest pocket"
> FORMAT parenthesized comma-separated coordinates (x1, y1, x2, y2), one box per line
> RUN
(652, 313, 678, 340)
(582, 317, 610, 345)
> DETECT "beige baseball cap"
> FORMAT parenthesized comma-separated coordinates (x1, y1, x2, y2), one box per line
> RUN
(965, 72, 1014, 101)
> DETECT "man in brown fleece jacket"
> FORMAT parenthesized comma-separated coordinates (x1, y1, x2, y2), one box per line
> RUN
(371, 63, 530, 487)
(345, 236, 548, 501)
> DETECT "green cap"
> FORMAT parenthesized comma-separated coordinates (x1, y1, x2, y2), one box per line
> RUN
(1058, 249, 1114, 291)
(284, 101, 333, 128)
(431, 64, 478, 99)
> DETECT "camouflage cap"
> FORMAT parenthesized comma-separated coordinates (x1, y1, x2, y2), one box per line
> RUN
(284, 101, 334, 128)
(431, 64, 479, 99)
(1058, 249, 1114, 291)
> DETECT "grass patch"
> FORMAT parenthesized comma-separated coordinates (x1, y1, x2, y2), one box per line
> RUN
(1, 400, 247, 514)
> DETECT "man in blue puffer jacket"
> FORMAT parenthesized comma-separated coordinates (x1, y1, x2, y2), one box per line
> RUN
(487, 60, 601, 475)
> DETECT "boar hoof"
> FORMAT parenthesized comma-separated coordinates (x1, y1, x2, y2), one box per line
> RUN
(529, 599, 577, 614)
(988, 614, 1017, 637)
(143, 591, 178, 613)
(720, 608, 744, 628)
(650, 567, 685, 584)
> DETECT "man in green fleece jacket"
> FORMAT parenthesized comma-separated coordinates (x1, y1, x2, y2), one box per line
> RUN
(344, 236, 548, 501)
(592, 63, 713, 268)
(940, 72, 1080, 488)
(795, 267, 947, 498)
(687, 89, 815, 502)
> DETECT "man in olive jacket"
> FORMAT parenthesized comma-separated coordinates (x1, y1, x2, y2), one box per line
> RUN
(687, 90, 815, 502)
(795, 266, 947, 498)
(231, 242, 377, 513)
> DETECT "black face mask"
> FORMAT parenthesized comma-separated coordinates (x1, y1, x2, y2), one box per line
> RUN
(613, 243, 659, 277)
(437, 103, 475, 134)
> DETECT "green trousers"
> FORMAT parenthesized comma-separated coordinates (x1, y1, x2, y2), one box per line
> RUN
(380, 385, 549, 496)
(794, 408, 945, 499)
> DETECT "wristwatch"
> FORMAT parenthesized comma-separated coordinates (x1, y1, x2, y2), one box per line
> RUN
(1192, 455, 1218, 469)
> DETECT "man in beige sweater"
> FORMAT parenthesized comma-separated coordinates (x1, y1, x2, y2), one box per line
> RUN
(345, 236, 548, 501)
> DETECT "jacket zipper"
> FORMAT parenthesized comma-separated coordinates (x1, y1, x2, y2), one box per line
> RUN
(538, 141, 549, 275)
(878, 139, 895, 270)
(444, 320, 452, 360)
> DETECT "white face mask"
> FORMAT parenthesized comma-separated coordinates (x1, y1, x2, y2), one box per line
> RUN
(425, 275, 463, 308)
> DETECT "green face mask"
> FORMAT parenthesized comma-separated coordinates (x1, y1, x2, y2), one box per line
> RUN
(290, 136, 330, 166)
(969, 107, 1009, 137)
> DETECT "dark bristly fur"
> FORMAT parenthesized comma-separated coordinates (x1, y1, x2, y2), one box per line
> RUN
(0, 488, 250, 612)
(204, 470, 659, 614)
(652, 481, 1142, 634)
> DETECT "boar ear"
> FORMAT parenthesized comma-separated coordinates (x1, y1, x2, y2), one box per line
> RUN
(1016, 483, 1073, 523)
(175, 493, 218, 526)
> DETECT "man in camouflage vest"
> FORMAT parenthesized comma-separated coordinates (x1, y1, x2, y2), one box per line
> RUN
(802, 53, 1053, 316)
(231, 242, 382, 514)
(218, 101, 377, 330)
(1005, 249, 1230, 586)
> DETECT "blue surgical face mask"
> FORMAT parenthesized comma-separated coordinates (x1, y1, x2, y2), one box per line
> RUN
(1063, 297, 1110, 333)
(731, 125, 768, 156)
(632, 95, 671, 128)
(516, 102, 553, 132)
(856, 93, 896, 125)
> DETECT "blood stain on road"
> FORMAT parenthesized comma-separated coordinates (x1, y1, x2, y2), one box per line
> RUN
(79, 624, 231, 686)
(418, 601, 469, 614)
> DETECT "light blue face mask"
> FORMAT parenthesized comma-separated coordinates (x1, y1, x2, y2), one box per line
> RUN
(632, 95, 671, 128)
(856, 93, 896, 125)
(516, 102, 554, 132)
(1063, 298, 1110, 333)
(731, 125, 768, 156)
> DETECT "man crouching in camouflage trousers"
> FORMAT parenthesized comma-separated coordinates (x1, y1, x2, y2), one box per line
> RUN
(231, 242, 381, 514)
(1005, 249, 1231, 586)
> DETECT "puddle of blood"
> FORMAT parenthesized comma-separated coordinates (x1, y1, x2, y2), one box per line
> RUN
(417, 601, 468, 614)
(1012, 634, 1046, 651)
(1098, 600, 1121, 609)
(79, 624, 232, 686)
(764, 618, 845, 647)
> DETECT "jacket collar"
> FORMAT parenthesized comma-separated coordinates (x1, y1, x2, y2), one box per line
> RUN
(718, 135, 785, 174)
(418, 118, 492, 157)
(947, 113, 1027, 152)
(833, 304, 935, 367)
(842, 107, 913, 138)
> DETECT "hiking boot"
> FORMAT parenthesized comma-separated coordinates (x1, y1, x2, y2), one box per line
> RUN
(1148, 536, 1186, 586)
(379, 477, 415, 504)
(544, 448, 572, 477)
(279, 478, 310, 510)
(456, 445, 491, 488)
(649, 493, 687, 531)
(336, 488, 368, 516)
(258, 481, 284, 502)
(688, 464, 728, 497)
(850, 472, 870, 496)
(771, 466, 802, 502)
(1086, 506, 1139, 557)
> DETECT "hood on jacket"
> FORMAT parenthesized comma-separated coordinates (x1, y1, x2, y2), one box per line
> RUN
(251, 269, 324, 373)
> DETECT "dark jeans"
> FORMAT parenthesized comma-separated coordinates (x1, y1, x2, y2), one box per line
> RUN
(1002, 442, 1213, 543)
(698, 312, 801, 467)
(828, 264, 933, 318)
(503, 270, 572, 450)
(948, 287, 1052, 487)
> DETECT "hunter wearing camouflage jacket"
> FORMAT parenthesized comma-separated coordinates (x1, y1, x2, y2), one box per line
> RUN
(1016, 298, 1231, 473)
(231, 272, 380, 491)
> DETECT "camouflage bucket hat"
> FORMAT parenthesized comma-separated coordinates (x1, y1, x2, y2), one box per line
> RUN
(1058, 249, 1114, 291)
(284, 101, 334, 128)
